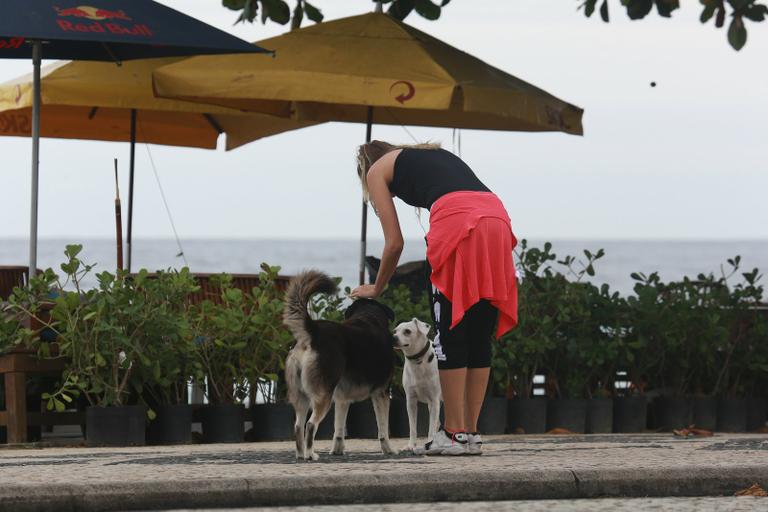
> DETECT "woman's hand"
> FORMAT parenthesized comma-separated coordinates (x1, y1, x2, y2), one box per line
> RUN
(350, 284, 380, 299)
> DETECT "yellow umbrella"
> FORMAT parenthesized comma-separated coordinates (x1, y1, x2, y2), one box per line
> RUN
(152, 12, 583, 135)
(0, 58, 318, 270)
(152, 12, 584, 283)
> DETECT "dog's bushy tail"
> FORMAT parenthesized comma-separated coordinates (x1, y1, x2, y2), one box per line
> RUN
(283, 270, 338, 346)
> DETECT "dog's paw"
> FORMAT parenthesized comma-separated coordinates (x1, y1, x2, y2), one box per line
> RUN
(304, 452, 320, 462)
(400, 445, 415, 454)
(329, 448, 345, 456)
(380, 440, 396, 455)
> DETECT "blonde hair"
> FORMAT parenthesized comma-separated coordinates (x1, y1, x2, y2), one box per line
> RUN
(356, 140, 441, 202)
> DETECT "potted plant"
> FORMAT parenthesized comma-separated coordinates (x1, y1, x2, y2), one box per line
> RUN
(492, 241, 562, 435)
(192, 265, 293, 443)
(711, 263, 765, 432)
(582, 282, 623, 434)
(40, 245, 155, 446)
(741, 298, 768, 431)
(129, 269, 202, 445)
(543, 250, 608, 434)
(610, 271, 681, 434)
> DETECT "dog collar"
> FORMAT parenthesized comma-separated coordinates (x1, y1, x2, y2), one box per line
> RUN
(406, 340, 432, 362)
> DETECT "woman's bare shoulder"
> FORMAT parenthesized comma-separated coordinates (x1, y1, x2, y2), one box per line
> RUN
(369, 148, 403, 182)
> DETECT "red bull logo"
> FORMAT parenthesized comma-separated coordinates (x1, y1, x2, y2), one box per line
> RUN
(54, 5, 152, 37)
(54, 6, 131, 21)
(0, 37, 25, 50)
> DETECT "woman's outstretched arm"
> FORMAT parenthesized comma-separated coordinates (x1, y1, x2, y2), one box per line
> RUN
(351, 152, 403, 298)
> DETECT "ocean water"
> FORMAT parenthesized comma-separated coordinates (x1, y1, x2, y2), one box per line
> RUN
(1, 238, 767, 296)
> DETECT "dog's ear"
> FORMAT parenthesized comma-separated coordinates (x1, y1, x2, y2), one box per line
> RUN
(344, 299, 364, 319)
(378, 302, 395, 322)
(344, 299, 395, 323)
(416, 319, 431, 336)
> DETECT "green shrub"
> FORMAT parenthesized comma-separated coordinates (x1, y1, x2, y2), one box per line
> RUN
(190, 264, 293, 405)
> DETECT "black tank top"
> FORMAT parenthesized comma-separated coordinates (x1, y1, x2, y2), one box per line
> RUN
(390, 148, 490, 210)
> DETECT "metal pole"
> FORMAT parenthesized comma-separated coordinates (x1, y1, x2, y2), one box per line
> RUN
(114, 159, 124, 271)
(127, 109, 137, 273)
(28, 41, 42, 279)
(358, 106, 373, 286)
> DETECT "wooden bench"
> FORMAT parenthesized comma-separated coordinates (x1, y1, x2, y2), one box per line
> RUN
(1, 271, 293, 444)
(0, 266, 30, 300)
(0, 350, 74, 444)
(184, 273, 291, 305)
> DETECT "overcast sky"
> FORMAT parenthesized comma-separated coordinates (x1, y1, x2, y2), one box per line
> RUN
(0, 1, 766, 241)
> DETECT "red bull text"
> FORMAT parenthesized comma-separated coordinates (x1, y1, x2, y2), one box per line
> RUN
(0, 37, 25, 49)
(54, 5, 151, 37)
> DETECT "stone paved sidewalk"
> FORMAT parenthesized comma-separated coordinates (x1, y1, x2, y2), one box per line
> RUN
(167, 498, 768, 512)
(0, 434, 767, 511)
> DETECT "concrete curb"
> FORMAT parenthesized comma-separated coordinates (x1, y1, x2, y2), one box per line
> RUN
(1, 465, 767, 511)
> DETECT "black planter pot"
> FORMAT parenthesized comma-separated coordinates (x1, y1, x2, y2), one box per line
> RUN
(507, 398, 547, 434)
(348, 399, 380, 439)
(147, 404, 192, 445)
(477, 397, 508, 435)
(746, 397, 767, 432)
(201, 404, 244, 443)
(546, 399, 587, 433)
(389, 398, 431, 438)
(586, 397, 613, 434)
(692, 396, 718, 430)
(250, 403, 294, 441)
(86, 405, 146, 446)
(613, 396, 647, 433)
(653, 396, 692, 431)
(717, 397, 747, 432)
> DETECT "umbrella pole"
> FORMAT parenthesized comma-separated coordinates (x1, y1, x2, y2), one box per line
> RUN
(359, 106, 373, 286)
(114, 159, 124, 272)
(28, 40, 42, 280)
(127, 109, 136, 273)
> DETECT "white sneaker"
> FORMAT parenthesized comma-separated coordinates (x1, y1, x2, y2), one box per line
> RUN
(417, 428, 469, 456)
(468, 432, 483, 455)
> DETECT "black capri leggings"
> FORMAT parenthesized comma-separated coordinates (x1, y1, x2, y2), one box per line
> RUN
(430, 288, 498, 370)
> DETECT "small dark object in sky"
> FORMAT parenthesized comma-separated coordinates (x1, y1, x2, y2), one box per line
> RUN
(650, 81, 657, 87)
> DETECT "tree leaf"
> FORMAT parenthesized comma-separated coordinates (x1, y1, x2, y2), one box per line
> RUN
(303, 1, 324, 22)
(625, 0, 654, 20)
(388, 0, 415, 20)
(583, 0, 598, 17)
(743, 4, 768, 22)
(728, 15, 747, 50)
(654, 0, 679, 18)
(262, 0, 291, 24)
(600, 0, 610, 21)
(715, 4, 726, 27)
(700, 2, 717, 22)
(414, 0, 441, 20)
(291, 0, 303, 29)
(222, 0, 246, 10)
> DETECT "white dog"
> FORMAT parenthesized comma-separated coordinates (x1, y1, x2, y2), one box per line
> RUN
(393, 318, 442, 452)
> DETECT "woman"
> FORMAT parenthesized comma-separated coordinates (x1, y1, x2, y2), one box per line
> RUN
(351, 140, 518, 456)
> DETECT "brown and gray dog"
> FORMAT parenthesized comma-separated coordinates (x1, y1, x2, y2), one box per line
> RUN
(283, 270, 396, 461)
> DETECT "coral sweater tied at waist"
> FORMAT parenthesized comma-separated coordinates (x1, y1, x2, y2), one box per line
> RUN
(426, 191, 518, 338)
